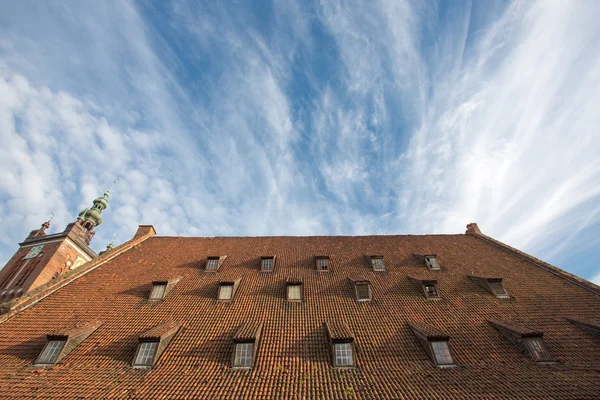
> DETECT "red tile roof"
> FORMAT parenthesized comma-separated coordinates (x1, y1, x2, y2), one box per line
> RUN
(488, 319, 544, 337)
(0, 228, 599, 399)
(139, 321, 181, 341)
(408, 322, 451, 341)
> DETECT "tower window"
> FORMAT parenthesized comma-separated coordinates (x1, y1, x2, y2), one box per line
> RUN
(316, 256, 330, 271)
(134, 341, 158, 367)
(261, 256, 275, 271)
(36, 340, 66, 365)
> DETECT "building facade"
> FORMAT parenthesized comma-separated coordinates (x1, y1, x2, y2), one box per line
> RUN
(0, 220, 598, 399)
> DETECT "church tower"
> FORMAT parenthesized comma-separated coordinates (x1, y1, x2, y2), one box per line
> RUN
(0, 186, 114, 303)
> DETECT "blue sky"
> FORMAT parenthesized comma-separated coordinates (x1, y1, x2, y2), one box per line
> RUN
(1, 0, 599, 284)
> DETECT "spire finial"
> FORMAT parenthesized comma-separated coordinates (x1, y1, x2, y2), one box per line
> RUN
(107, 233, 116, 250)
(105, 180, 117, 198)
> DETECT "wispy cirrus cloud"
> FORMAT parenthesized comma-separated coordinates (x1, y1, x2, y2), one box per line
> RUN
(0, 0, 599, 282)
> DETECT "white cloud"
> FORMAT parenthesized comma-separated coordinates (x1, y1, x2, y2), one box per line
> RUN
(0, 0, 599, 282)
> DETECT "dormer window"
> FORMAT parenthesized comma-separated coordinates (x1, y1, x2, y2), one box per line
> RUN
(218, 279, 241, 302)
(365, 255, 385, 271)
(260, 256, 275, 272)
(324, 322, 356, 367)
(232, 322, 263, 369)
(206, 257, 219, 271)
(348, 278, 372, 302)
(488, 319, 554, 363)
(468, 276, 510, 299)
(149, 283, 166, 300)
(409, 277, 441, 299)
(315, 256, 330, 272)
(148, 277, 182, 302)
(133, 321, 181, 368)
(408, 322, 455, 368)
(35, 320, 103, 367)
(424, 255, 440, 270)
(424, 284, 438, 298)
(334, 342, 354, 366)
(36, 339, 67, 366)
(219, 284, 233, 300)
(205, 255, 226, 272)
(233, 342, 254, 367)
(134, 341, 158, 367)
(286, 278, 303, 302)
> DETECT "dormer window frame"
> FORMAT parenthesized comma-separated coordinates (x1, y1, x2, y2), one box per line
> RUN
(467, 276, 510, 299)
(286, 278, 303, 302)
(148, 276, 182, 302)
(217, 279, 241, 302)
(488, 319, 555, 364)
(260, 256, 276, 272)
(35, 320, 103, 367)
(231, 322, 263, 369)
(365, 255, 385, 272)
(324, 322, 357, 368)
(149, 283, 166, 300)
(133, 321, 181, 369)
(315, 256, 330, 272)
(348, 278, 372, 302)
(205, 255, 227, 272)
(408, 322, 456, 368)
(409, 276, 441, 300)
(35, 337, 67, 366)
(424, 255, 441, 271)
(133, 339, 159, 368)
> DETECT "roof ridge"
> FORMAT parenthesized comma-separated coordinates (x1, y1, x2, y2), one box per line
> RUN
(0, 225, 157, 324)
(466, 223, 600, 296)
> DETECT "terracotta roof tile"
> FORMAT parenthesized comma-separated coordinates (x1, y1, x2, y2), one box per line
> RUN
(408, 322, 451, 340)
(233, 322, 263, 342)
(487, 319, 544, 337)
(324, 321, 354, 341)
(0, 232, 599, 398)
(139, 321, 181, 341)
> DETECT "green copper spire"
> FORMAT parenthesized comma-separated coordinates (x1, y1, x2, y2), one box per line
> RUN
(77, 181, 116, 232)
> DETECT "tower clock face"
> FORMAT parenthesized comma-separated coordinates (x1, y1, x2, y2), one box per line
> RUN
(24, 245, 44, 259)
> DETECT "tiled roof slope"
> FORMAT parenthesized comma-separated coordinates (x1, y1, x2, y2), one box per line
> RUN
(0, 232, 599, 399)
